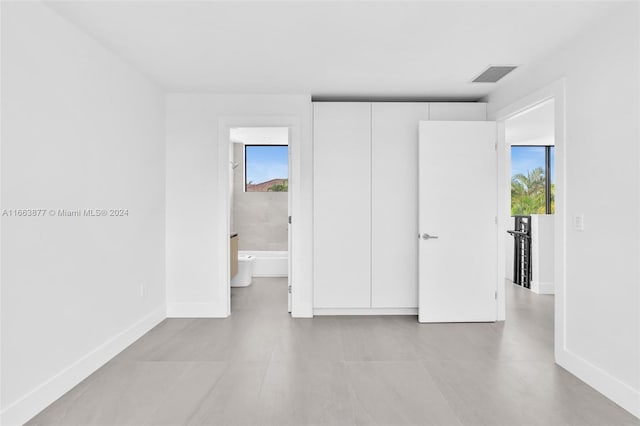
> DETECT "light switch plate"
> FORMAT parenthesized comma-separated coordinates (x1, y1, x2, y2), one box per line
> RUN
(573, 214, 584, 231)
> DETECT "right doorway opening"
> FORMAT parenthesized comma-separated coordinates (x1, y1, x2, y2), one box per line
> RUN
(504, 99, 556, 296)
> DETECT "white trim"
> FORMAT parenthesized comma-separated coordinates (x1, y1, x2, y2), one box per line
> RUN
(491, 82, 560, 121)
(314, 307, 418, 316)
(0, 306, 166, 426)
(493, 78, 640, 420)
(491, 79, 565, 326)
(530, 280, 555, 295)
(219, 115, 311, 318)
(218, 119, 232, 318)
(166, 303, 226, 318)
(0, 2, 4, 423)
(294, 99, 315, 318)
(495, 120, 508, 321)
(557, 350, 640, 418)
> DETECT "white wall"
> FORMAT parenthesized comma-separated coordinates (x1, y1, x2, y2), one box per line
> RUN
(1, 3, 166, 425)
(165, 94, 312, 318)
(506, 99, 555, 146)
(487, 4, 640, 417)
(530, 215, 554, 294)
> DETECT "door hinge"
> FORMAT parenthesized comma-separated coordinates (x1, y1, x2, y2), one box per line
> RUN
(495, 216, 498, 225)
(495, 290, 498, 300)
(288, 285, 292, 294)
(494, 141, 498, 151)
(288, 216, 292, 224)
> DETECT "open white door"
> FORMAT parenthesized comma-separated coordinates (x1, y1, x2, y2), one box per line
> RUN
(418, 121, 498, 323)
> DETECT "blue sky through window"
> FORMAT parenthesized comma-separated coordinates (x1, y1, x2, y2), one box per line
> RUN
(245, 145, 288, 184)
(511, 146, 555, 181)
(511, 146, 544, 178)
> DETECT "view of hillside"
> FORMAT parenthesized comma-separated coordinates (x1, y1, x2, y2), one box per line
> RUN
(245, 145, 288, 193)
(246, 178, 288, 192)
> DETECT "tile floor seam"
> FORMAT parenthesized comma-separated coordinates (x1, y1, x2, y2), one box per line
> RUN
(417, 360, 466, 426)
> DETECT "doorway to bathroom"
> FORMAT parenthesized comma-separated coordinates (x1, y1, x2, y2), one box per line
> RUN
(228, 127, 291, 314)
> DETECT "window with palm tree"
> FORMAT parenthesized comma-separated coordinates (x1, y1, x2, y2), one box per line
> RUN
(511, 146, 555, 215)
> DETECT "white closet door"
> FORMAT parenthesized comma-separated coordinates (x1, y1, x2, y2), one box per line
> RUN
(313, 103, 371, 308)
(371, 103, 429, 308)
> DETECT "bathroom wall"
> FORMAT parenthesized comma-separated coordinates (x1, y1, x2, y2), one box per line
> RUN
(232, 142, 288, 251)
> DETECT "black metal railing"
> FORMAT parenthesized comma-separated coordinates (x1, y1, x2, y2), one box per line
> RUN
(507, 216, 531, 288)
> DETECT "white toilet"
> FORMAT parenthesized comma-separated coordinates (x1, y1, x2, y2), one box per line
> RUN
(231, 254, 255, 287)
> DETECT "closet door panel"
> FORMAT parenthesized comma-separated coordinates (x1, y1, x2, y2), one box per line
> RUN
(313, 102, 371, 308)
(371, 103, 429, 308)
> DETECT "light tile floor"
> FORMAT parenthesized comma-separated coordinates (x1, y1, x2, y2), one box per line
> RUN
(27, 278, 640, 426)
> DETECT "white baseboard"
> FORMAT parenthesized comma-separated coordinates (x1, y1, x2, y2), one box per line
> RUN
(314, 307, 418, 316)
(166, 302, 227, 318)
(291, 310, 313, 319)
(0, 306, 166, 426)
(531, 280, 555, 294)
(557, 348, 640, 419)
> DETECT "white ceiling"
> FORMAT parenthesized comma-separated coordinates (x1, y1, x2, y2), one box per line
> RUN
(47, 1, 617, 99)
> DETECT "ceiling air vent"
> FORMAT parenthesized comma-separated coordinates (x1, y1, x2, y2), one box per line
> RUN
(472, 66, 517, 83)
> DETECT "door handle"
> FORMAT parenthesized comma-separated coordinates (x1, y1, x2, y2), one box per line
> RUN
(422, 233, 439, 240)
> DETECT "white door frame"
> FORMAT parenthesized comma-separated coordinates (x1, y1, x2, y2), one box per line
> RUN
(217, 115, 301, 317)
(490, 79, 566, 359)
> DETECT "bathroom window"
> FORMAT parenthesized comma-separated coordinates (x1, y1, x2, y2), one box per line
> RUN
(511, 146, 555, 215)
(244, 145, 288, 192)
